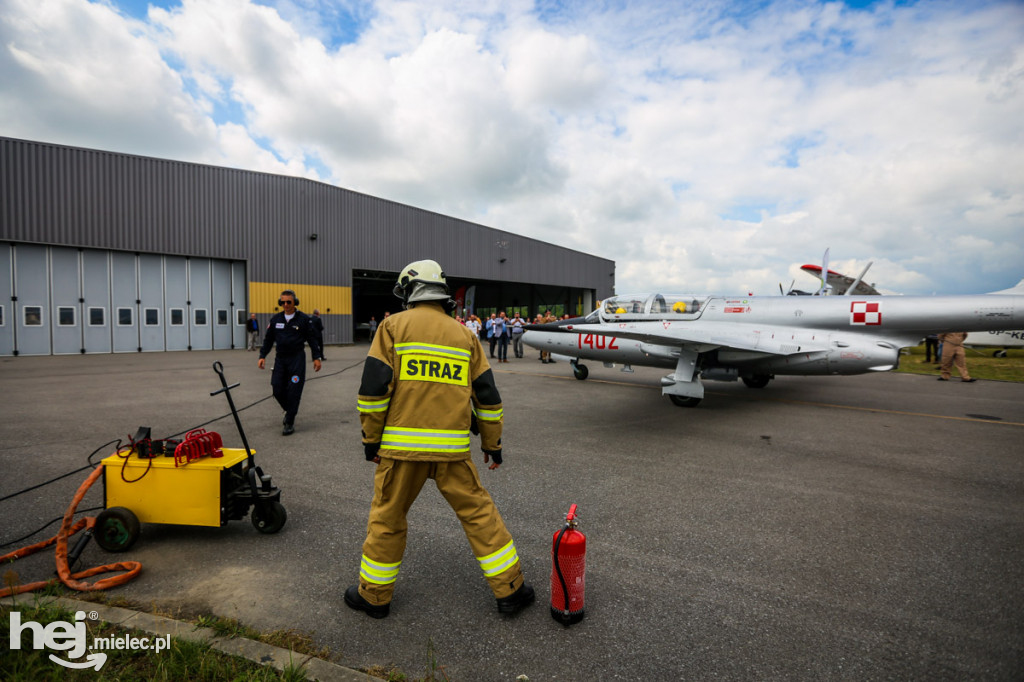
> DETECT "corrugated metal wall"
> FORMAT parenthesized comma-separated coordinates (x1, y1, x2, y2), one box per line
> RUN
(1, 136, 615, 346)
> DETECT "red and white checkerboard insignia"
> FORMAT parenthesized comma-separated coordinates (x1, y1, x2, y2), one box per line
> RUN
(850, 301, 881, 326)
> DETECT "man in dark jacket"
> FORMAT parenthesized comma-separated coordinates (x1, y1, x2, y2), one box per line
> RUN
(258, 290, 323, 434)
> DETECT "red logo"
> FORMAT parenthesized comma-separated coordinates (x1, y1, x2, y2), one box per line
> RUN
(850, 301, 881, 326)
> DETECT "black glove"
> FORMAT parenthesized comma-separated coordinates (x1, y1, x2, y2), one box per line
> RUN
(364, 442, 381, 461)
(482, 448, 502, 465)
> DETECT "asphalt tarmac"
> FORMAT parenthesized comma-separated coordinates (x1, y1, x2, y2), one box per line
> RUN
(2, 346, 1022, 681)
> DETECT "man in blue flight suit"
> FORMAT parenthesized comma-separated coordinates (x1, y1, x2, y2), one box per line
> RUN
(258, 290, 323, 435)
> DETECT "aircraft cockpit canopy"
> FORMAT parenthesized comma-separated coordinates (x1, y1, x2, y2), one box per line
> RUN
(600, 294, 709, 321)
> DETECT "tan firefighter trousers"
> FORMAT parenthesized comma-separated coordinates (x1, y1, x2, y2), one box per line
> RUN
(357, 457, 525, 606)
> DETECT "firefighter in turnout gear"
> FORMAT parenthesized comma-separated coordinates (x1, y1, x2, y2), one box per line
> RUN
(345, 260, 534, 618)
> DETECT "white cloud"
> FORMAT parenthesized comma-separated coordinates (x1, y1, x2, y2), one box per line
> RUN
(0, 0, 217, 158)
(1, 0, 1021, 296)
(504, 29, 606, 111)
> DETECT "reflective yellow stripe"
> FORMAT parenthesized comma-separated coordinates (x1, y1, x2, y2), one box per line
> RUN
(477, 540, 519, 577)
(358, 397, 390, 413)
(395, 342, 472, 361)
(381, 426, 471, 452)
(360, 555, 401, 584)
(473, 406, 503, 421)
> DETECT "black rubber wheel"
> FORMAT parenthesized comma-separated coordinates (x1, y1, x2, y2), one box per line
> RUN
(572, 363, 589, 380)
(94, 507, 141, 552)
(742, 374, 772, 389)
(251, 501, 287, 534)
(994, 350, 1007, 358)
(668, 395, 702, 408)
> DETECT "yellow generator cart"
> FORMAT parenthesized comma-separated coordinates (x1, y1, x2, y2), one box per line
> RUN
(93, 362, 286, 552)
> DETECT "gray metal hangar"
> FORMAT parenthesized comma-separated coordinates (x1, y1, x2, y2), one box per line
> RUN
(0, 137, 614, 356)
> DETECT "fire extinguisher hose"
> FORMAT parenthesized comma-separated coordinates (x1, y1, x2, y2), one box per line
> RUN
(0, 466, 142, 598)
(553, 524, 571, 616)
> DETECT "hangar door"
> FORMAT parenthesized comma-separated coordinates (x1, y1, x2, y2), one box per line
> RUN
(1, 244, 248, 356)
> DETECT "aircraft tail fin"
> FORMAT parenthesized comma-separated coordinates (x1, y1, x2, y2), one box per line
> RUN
(818, 248, 830, 295)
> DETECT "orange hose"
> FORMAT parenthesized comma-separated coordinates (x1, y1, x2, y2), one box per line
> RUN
(0, 466, 141, 598)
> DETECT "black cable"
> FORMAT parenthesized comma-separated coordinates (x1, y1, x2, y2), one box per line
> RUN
(0, 357, 366, 541)
(0, 439, 121, 504)
(0, 507, 103, 549)
(164, 391, 278, 438)
(164, 358, 365, 438)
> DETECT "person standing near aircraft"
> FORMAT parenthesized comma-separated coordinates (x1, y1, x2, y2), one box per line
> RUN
(540, 309, 556, 363)
(347, 259, 533, 618)
(311, 309, 325, 355)
(494, 311, 509, 363)
(465, 314, 481, 340)
(510, 312, 526, 358)
(258, 290, 323, 435)
(924, 333, 939, 364)
(486, 312, 498, 357)
(247, 313, 260, 351)
(937, 332, 976, 382)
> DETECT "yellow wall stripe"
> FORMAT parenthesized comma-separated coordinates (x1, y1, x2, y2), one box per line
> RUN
(249, 282, 352, 315)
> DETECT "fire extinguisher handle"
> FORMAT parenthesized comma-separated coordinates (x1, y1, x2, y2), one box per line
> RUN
(566, 504, 578, 522)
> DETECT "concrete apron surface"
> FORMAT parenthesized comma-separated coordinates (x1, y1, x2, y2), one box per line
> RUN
(2, 346, 1023, 681)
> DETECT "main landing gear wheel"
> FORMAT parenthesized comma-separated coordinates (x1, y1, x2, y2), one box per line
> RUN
(742, 375, 772, 389)
(571, 362, 589, 381)
(994, 350, 1007, 358)
(94, 506, 141, 552)
(668, 395, 702, 408)
(251, 501, 287, 534)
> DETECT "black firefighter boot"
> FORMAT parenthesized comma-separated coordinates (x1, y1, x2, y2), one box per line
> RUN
(496, 583, 535, 615)
(344, 586, 390, 619)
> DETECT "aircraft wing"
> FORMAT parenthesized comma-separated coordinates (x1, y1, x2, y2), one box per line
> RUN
(563, 321, 832, 355)
(800, 265, 880, 296)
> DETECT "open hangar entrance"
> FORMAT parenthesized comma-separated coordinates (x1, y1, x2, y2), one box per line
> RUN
(351, 269, 596, 342)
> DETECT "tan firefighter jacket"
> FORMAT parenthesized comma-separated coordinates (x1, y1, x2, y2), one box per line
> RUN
(357, 302, 503, 461)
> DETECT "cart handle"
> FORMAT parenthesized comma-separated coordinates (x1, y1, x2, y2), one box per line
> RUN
(210, 362, 255, 468)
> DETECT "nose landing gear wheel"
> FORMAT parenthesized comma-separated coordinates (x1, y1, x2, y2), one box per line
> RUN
(94, 507, 141, 552)
(251, 501, 287, 534)
(571, 362, 589, 380)
(668, 395, 702, 408)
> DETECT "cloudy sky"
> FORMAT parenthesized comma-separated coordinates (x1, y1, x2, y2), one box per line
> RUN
(2, 0, 1022, 295)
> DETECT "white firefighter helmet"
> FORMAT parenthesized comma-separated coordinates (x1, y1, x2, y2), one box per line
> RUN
(393, 259, 449, 302)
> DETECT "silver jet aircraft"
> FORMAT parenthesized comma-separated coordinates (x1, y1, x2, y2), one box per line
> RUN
(975, 280, 1024, 356)
(522, 291, 1024, 407)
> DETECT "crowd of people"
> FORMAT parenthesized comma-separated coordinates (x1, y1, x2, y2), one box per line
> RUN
(453, 309, 569, 363)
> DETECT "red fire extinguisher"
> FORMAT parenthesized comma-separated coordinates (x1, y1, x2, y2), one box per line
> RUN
(551, 503, 585, 625)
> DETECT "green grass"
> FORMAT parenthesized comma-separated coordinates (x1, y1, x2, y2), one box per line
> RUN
(3, 587, 447, 681)
(897, 345, 1024, 382)
(2, 597, 309, 682)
